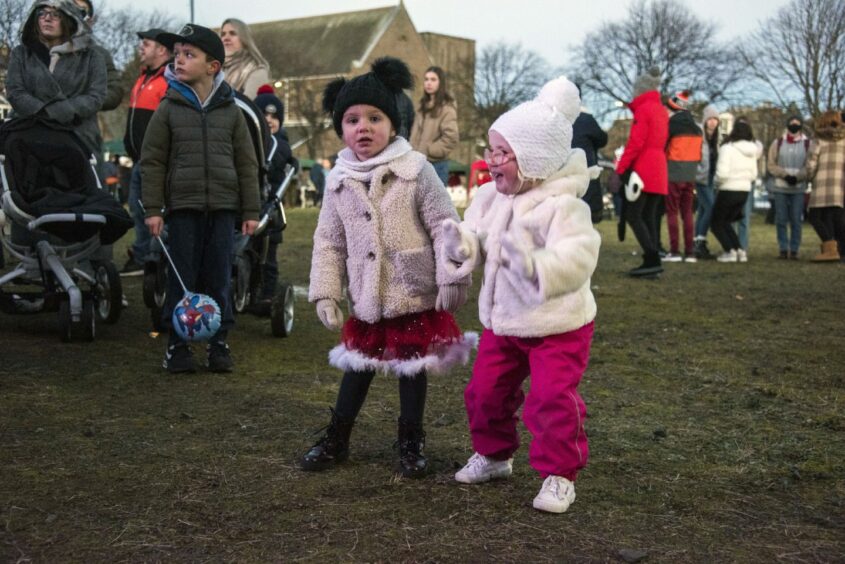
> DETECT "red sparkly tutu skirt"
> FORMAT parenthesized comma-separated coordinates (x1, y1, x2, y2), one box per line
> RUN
(328, 310, 478, 377)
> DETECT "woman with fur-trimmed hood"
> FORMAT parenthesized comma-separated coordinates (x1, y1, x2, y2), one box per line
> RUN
(5, 0, 106, 155)
(806, 110, 845, 261)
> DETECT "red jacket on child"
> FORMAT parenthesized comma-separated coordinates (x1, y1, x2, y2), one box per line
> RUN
(615, 90, 669, 195)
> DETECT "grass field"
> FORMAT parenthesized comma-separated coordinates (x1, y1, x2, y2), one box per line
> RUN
(1, 209, 843, 562)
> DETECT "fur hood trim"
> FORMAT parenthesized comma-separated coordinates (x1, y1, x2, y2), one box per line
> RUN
(511, 149, 590, 215)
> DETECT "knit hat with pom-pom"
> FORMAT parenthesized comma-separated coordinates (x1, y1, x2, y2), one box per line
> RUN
(668, 89, 691, 111)
(323, 57, 413, 136)
(254, 84, 284, 124)
(489, 76, 581, 180)
(632, 66, 661, 98)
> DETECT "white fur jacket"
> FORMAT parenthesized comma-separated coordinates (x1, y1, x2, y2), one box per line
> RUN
(309, 139, 470, 324)
(443, 150, 600, 338)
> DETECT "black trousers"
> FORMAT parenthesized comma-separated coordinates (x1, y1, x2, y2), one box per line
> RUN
(335, 370, 427, 425)
(164, 210, 235, 344)
(711, 190, 749, 252)
(625, 193, 662, 255)
(808, 207, 845, 249)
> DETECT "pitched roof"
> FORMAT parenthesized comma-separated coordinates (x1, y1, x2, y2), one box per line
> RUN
(250, 5, 399, 79)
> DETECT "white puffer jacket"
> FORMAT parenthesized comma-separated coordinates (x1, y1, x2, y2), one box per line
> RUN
(715, 140, 759, 191)
(442, 150, 601, 338)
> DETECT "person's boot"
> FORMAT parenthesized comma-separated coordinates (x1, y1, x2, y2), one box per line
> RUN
(300, 410, 354, 471)
(628, 251, 663, 277)
(396, 418, 428, 478)
(698, 240, 711, 259)
(812, 240, 840, 262)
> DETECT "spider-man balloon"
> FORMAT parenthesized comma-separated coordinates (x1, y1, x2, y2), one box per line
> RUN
(172, 293, 221, 341)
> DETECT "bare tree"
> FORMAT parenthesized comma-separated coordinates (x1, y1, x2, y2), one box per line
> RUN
(740, 0, 845, 117)
(471, 42, 551, 137)
(283, 77, 333, 160)
(569, 0, 743, 117)
(0, 0, 33, 79)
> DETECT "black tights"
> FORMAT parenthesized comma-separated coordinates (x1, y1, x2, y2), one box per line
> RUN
(711, 190, 748, 252)
(808, 207, 845, 248)
(334, 370, 427, 424)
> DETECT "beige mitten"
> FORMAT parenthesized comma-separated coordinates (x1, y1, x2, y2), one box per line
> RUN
(435, 284, 468, 313)
(316, 299, 344, 331)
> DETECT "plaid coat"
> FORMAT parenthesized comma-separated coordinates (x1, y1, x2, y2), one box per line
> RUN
(807, 126, 845, 209)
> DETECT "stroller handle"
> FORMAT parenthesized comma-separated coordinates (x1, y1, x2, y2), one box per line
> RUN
(28, 213, 106, 231)
(255, 165, 296, 236)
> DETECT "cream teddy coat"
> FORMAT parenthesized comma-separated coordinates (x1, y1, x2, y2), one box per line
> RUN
(309, 139, 474, 375)
(442, 149, 600, 338)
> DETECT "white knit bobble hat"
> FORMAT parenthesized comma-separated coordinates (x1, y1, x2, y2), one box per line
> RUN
(489, 76, 581, 180)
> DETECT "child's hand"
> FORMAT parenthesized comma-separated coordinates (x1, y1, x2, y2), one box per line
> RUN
(145, 216, 164, 237)
(500, 234, 536, 281)
(442, 219, 470, 262)
(316, 299, 344, 331)
(435, 284, 467, 313)
(242, 220, 259, 236)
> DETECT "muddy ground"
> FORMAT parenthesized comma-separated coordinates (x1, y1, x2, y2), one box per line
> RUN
(1, 210, 843, 562)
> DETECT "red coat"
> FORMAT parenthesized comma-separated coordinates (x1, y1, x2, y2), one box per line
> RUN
(615, 90, 669, 195)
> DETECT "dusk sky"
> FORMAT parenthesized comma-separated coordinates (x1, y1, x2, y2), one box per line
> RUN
(105, 0, 788, 70)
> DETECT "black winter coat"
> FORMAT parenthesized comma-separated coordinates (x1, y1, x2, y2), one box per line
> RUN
(573, 111, 608, 222)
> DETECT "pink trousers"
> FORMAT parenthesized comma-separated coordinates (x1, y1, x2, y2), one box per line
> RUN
(464, 323, 594, 480)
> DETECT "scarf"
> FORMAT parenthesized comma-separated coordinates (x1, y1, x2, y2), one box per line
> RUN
(222, 49, 261, 93)
(335, 138, 413, 185)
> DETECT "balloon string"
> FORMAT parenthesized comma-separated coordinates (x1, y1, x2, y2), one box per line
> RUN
(155, 235, 188, 296)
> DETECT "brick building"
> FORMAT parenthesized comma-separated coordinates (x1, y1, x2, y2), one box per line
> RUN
(249, 2, 476, 164)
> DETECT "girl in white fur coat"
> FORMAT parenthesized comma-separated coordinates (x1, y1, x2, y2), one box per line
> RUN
(302, 58, 473, 478)
(444, 77, 601, 513)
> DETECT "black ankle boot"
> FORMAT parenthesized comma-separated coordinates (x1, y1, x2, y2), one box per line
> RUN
(629, 251, 663, 277)
(396, 418, 427, 478)
(300, 410, 354, 471)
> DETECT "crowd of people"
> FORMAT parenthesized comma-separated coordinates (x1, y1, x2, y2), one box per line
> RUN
(2, 1, 843, 517)
(609, 68, 845, 276)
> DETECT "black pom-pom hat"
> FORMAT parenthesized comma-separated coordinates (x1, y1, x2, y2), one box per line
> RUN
(322, 57, 413, 136)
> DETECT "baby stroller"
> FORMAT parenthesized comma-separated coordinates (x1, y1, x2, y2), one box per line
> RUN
(142, 95, 296, 338)
(232, 156, 296, 337)
(0, 118, 132, 341)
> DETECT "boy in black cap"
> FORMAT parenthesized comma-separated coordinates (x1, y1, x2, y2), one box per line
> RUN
(141, 24, 260, 373)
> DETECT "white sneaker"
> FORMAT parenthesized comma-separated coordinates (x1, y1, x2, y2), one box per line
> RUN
(663, 253, 683, 262)
(717, 249, 738, 263)
(454, 452, 513, 484)
(533, 475, 576, 513)
(737, 249, 748, 263)
(683, 254, 698, 263)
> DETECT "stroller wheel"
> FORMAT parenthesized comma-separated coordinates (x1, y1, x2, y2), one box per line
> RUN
(270, 283, 294, 338)
(233, 256, 252, 314)
(58, 298, 95, 343)
(93, 261, 122, 324)
(143, 261, 167, 309)
(144, 261, 168, 331)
